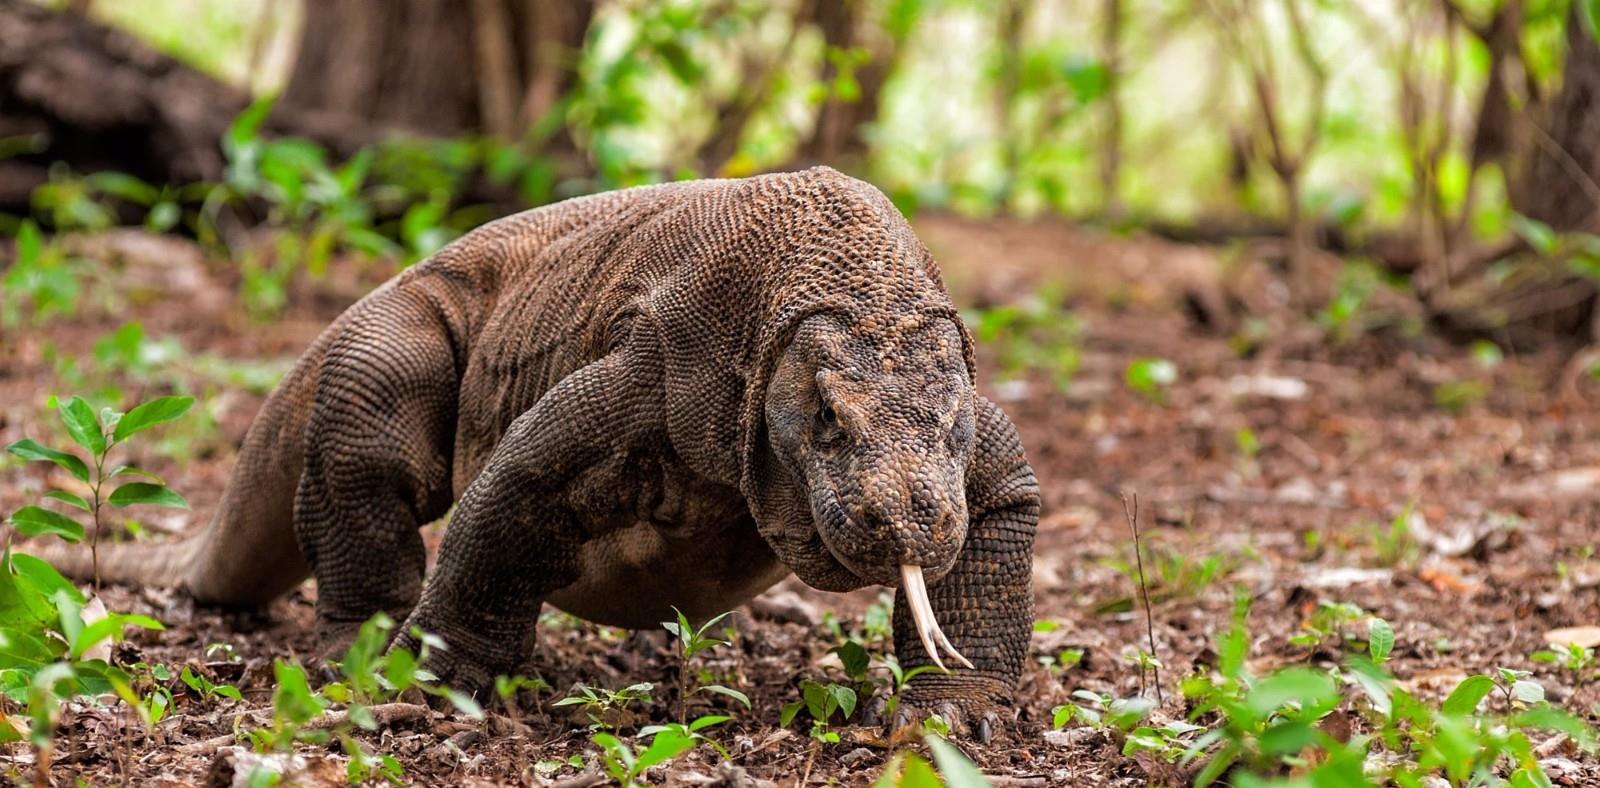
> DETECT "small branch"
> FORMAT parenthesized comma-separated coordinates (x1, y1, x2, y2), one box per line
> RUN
(1121, 491, 1163, 705)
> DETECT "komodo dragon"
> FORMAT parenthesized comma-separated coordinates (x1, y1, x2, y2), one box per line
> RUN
(38, 167, 1040, 737)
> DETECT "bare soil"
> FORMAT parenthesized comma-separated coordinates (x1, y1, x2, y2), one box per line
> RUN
(1, 216, 1597, 786)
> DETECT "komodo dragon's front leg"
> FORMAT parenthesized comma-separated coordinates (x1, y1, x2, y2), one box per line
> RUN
(893, 397, 1039, 740)
(394, 347, 662, 689)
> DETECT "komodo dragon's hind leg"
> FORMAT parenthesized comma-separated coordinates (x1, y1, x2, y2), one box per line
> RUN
(394, 347, 663, 690)
(295, 286, 462, 653)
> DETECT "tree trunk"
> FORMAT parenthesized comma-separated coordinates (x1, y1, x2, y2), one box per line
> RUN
(793, 0, 903, 168)
(281, 0, 593, 143)
(0, 0, 362, 209)
(1510, 2, 1600, 232)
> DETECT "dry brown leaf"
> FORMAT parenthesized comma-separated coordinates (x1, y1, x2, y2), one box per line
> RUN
(1418, 566, 1472, 594)
(1543, 625, 1600, 648)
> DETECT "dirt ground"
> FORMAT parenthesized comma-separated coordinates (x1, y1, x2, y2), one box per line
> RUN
(2, 216, 1598, 786)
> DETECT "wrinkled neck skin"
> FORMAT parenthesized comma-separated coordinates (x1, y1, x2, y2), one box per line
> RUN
(744, 312, 977, 594)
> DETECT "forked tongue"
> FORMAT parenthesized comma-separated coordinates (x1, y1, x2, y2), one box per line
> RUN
(899, 564, 974, 672)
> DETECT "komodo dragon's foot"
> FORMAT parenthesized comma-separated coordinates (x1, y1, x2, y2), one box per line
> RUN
(882, 674, 1012, 744)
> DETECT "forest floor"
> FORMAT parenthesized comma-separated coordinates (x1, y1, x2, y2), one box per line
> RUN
(1, 215, 1598, 786)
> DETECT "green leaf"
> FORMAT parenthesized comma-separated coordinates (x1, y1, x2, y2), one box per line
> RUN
(1511, 679, 1545, 704)
(832, 640, 870, 678)
(436, 687, 484, 719)
(1512, 214, 1559, 255)
(698, 684, 751, 709)
(16, 220, 41, 264)
(42, 490, 90, 512)
(1513, 706, 1599, 749)
(71, 612, 164, 659)
(925, 734, 991, 788)
(6, 439, 89, 482)
(57, 397, 105, 455)
(1442, 674, 1496, 715)
(1258, 719, 1316, 755)
(384, 646, 416, 691)
(7, 506, 85, 542)
(1368, 617, 1394, 662)
(107, 465, 163, 482)
(112, 396, 194, 442)
(634, 727, 695, 772)
(1125, 357, 1178, 398)
(271, 659, 327, 725)
(107, 483, 188, 509)
(688, 714, 731, 732)
(10, 553, 83, 605)
(1245, 668, 1339, 717)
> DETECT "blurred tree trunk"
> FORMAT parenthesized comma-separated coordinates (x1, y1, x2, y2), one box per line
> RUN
(1099, 0, 1123, 217)
(793, 0, 907, 168)
(0, 0, 361, 208)
(1428, 4, 1600, 348)
(1509, 2, 1600, 232)
(282, 0, 593, 145)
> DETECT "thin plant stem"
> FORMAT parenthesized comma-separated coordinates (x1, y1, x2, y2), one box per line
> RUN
(1122, 491, 1163, 705)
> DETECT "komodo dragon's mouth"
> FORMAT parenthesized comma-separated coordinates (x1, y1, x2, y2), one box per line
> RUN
(897, 563, 973, 672)
(808, 483, 971, 671)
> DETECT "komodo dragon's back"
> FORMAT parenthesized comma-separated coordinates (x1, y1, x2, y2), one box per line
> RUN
(33, 177, 727, 604)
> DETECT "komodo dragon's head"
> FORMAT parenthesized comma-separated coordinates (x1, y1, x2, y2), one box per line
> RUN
(759, 309, 977, 670)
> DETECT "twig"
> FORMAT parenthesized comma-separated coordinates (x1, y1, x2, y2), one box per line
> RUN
(1121, 492, 1163, 705)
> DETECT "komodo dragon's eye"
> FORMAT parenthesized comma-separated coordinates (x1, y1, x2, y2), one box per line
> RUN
(815, 403, 847, 450)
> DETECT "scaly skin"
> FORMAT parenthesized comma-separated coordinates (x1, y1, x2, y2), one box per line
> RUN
(32, 168, 1040, 738)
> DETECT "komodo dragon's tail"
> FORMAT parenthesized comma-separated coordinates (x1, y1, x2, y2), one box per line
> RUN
(26, 332, 332, 606)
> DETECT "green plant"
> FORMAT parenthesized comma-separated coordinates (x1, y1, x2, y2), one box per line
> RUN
(0, 549, 164, 772)
(494, 673, 552, 724)
(179, 664, 243, 703)
(662, 608, 750, 724)
(6, 394, 194, 591)
(781, 678, 858, 742)
(1531, 642, 1596, 677)
(1050, 689, 1155, 731)
(592, 726, 697, 788)
(1366, 503, 1419, 568)
(239, 614, 482, 786)
(1135, 591, 1600, 786)
(1316, 261, 1383, 343)
(638, 713, 735, 760)
(1433, 378, 1488, 413)
(875, 653, 946, 722)
(964, 291, 1083, 392)
(1124, 357, 1177, 403)
(322, 613, 482, 716)
(2, 220, 81, 328)
(1286, 600, 1369, 651)
(822, 591, 896, 647)
(1095, 544, 1234, 614)
(553, 682, 656, 731)
(872, 732, 995, 786)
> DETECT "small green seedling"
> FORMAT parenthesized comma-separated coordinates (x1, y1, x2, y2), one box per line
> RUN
(639, 714, 734, 760)
(495, 673, 552, 723)
(1124, 357, 1177, 403)
(1531, 643, 1596, 677)
(179, 665, 243, 703)
(6, 394, 194, 591)
(592, 727, 696, 788)
(662, 607, 750, 724)
(553, 683, 655, 731)
(781, 678, 858, 743)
